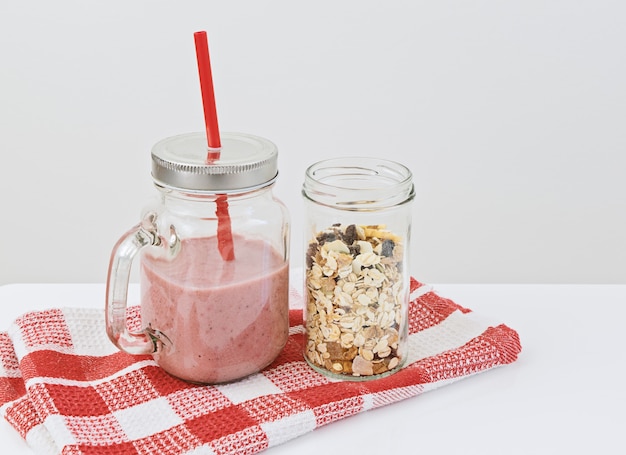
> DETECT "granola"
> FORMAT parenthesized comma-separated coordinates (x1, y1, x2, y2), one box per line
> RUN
(304, 223, 404, 377)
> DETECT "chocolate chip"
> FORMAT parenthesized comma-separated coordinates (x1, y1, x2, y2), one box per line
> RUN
(306, 242, 318, 268)
(381, 239, 395, 257)
(316, 231, 337, 245)
(342, 224, 357, 245)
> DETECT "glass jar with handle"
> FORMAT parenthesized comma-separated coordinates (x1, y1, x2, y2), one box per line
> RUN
(106, 132, 290, 384)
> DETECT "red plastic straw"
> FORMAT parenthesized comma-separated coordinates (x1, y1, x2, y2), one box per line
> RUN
(194, 31, 235, 261)
(194, 31, 221, 154)
(215, 195, 235, 260)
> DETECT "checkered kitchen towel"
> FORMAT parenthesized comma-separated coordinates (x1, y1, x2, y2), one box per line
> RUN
(0, 278, 521, 455)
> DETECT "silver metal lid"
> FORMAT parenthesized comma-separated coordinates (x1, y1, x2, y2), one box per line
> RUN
(151, 132, 278, 192)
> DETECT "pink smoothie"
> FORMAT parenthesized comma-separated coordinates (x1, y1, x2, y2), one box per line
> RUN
(140, 235, 289, 383)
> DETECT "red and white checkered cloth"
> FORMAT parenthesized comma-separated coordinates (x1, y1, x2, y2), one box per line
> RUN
(0, 278, 521, 455)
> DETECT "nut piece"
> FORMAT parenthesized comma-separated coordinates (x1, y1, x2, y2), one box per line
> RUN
(304, 223, 404, 377)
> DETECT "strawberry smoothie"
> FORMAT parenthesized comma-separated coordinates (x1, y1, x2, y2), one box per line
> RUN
(140, 235, 289, 383)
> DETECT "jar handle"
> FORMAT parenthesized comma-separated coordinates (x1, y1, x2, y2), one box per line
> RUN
(105, 213, 160, 355)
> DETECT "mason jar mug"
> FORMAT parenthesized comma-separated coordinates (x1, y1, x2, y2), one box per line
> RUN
(106, 132, 290, 384)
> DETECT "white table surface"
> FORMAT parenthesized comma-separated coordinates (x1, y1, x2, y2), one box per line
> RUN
(1, 283, 624, 454)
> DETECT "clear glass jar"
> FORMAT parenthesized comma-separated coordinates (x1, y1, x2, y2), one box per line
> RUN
(302, 157, 414, 380)
(106, 132, 290, 384)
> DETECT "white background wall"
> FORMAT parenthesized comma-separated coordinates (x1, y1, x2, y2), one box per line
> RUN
(1, 1, 624, 285)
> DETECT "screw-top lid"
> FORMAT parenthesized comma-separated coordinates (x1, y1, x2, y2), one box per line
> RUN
(151, 132, 278, 193)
